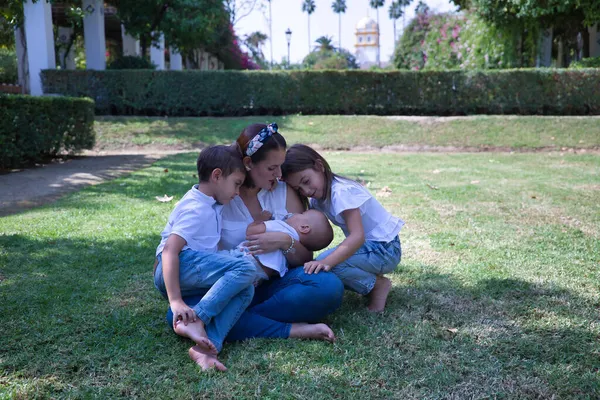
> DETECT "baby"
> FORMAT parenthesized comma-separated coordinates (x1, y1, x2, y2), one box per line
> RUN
(242, 209, 334, 283)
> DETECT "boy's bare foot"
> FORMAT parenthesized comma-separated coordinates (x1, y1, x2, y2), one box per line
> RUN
(367, 276, 392, 313)
(289, 323, 335, 343)
(188, 345, 227, 372)
(174, 320, 217, 355)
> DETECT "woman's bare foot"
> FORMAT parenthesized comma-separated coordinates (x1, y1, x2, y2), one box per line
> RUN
(367, 276, 392, 312)
(289, 323, 335, 343)
(188, 346, 227, 372)
(174, 320, 217, 355)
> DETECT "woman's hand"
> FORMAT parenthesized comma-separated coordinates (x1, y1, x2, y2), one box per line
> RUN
(245, 231, 290, 255)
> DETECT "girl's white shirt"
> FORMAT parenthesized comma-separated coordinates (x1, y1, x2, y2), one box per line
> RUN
(310, 177, 404, 242)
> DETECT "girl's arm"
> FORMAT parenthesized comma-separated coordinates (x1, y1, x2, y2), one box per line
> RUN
(305, 208, 365, 274)
(162, 234, 196, 328)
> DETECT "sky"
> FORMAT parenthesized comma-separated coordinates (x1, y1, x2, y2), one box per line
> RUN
(235, 0, 458, 65)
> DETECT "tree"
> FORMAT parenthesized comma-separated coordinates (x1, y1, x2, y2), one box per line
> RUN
(224, 0, 263, 26)
(331, 0, 346, 49)
(414, 0, 429, 16)
(314, 35, 335, 52)
(302, 0, 316, 53)
(398, 0, 412, 30)
(369, 0, 384, 67)
(388, 1, 403, 44)
(244, 30, 268, 67)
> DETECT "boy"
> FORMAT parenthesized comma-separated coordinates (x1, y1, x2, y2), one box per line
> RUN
(153, 145, 254, 371)
(243, 209, 334, 284)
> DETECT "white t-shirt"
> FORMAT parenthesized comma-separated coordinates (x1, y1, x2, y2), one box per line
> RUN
(251, 220, 299, 277)
(310, 177, 404, 242)
(156, 185, 223, 256)
(220, 180, 288, 251)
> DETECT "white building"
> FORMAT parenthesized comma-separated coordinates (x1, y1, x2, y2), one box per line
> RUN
(354, 17, 379, 69)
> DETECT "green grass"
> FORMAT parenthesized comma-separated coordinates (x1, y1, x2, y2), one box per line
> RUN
(1, 150, 599, 398)
(94, 115, 600, 151)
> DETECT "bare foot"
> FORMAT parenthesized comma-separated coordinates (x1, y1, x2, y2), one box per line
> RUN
(174, 320, 217, 355)
(289, 323, 335, 343)
(367, 276, 392, 313)
(188, 346, 227, 372)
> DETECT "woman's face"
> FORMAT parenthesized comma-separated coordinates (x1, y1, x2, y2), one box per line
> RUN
(248, 148, 286, 190)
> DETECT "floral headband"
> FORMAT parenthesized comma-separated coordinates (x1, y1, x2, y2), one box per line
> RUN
(246, 123, 278, 157)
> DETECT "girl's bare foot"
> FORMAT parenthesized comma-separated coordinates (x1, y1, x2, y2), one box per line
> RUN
(289, 323, 335, 343)
(188, 346, 227, 372)
(367, 276, 392, 313)
(174, 320, 217, 355)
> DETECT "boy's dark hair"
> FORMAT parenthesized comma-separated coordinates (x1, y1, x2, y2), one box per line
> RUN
(235, 123, 287, 188)
(197, 145, 245, 182)
(282, 144, 339, 204)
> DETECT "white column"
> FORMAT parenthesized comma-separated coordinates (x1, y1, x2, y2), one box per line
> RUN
(150, 32, 165, 70)
(58, 27, 76, 69)
(170, 47, 182, 70)
(14, 26, 28, 92)
(590, 24, 600, 58)
(83, 0, 106, 70)
(23, 0, 55, 96)
(121, 25, 140, 56)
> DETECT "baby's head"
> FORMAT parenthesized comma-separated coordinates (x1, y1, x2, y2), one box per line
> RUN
(286, 210, 333, 251)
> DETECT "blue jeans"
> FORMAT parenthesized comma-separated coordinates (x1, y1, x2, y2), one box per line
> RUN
(155, 249, 256, 351)
(166, 267, 344, 343)
(317, 236, 402, 295)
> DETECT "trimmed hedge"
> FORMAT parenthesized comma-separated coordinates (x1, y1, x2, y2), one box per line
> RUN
(42, 69, 600, 116)
(0, 95, 95, 169)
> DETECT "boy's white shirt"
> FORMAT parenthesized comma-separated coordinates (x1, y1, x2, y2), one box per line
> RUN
(311, 177, 404, 242)
(156, 185, 223, 256)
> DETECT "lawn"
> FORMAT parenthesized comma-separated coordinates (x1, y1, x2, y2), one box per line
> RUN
(94, 115, 600, 152)
(1, 147, 598, 398)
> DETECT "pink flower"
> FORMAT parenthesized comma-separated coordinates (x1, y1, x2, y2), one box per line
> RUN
(452, 25, 461, 39)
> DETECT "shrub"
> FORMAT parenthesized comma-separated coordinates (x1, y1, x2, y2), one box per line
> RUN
(570, 56, 600, 69)
(107, 56, 156, 70)
(0, 95, 95, 169)
(0, 48, 18, 84)
(41, 69, 600, 116)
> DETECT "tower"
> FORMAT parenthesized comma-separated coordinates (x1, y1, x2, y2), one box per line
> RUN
(355, 17, 379, 69)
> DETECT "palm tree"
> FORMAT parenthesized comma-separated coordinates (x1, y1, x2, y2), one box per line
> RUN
(369, 0, 384, 66)
(267, 0, 273, 69)
(314, 36, 335, 52)
(302, 0, 316, 53)
(398, 0, 413, 31)
(331, 0, 347, 49)
(388, 1, 403, 44)
(244, 31, 268, 67)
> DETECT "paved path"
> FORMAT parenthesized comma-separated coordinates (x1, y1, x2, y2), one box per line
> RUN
(0, 150, 193, 217)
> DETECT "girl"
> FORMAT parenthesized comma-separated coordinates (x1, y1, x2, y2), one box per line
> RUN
(282, 144, 403, 312)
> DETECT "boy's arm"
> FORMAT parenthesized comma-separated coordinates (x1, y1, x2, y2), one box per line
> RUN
(162, 234, 196, 327)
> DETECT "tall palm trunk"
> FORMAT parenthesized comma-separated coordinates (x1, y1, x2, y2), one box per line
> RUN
(308, 16, 311, 52)
(339, 13, 342, 48)
(376, 8, 380, 66)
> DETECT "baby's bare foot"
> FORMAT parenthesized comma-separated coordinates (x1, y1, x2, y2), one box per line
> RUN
(367, 276, 392, 313)
(188, 346, 227, 372)
(289, 323, 335, 343)
(174, 320, 217, 355)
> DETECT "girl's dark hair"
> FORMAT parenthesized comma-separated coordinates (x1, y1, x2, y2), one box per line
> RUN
(196, 145, 244, 182)
(282, 144, 339, 204)
(235, 123, 287, 187)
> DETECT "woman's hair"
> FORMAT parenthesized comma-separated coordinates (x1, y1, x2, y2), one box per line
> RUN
(235, 123, 287, 187)
(282, 144, 339, 204)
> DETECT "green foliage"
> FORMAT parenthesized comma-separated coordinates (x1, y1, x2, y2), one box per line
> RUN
(331, 0, 346, 14)
(0, 48, 17, 83)
(570, 56, 600, 69)
(42, 69, 600, 116)
(302, 0, 315, 14)
(0, 95, 95, 168)
(107, 56, 157, 70)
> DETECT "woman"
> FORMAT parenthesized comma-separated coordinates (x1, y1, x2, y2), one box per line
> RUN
(168, 123, 344, 370)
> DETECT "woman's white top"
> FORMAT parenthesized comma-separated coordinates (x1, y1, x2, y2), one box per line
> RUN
(220, 180, 289, 251)
(310, 177, 404, 242)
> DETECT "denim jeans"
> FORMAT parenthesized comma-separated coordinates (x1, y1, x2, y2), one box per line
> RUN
(316, 236, 402, 295)
(167, 267, 344, 343)
(155, 249, 256, 351)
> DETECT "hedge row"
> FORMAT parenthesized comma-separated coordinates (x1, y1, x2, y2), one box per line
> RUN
(42, 69, 600, 116)
(0, 95, 95, 169)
